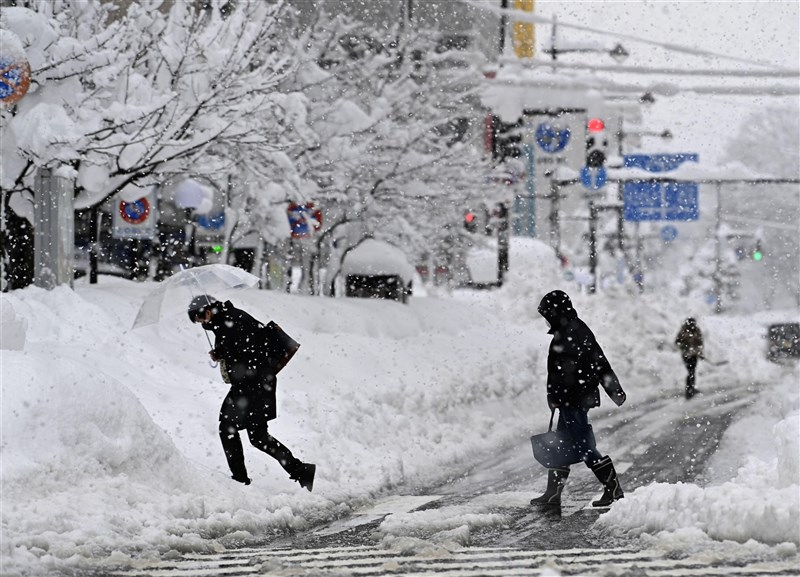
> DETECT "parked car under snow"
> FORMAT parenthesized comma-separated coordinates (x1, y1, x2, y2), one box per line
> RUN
(341, 239, 414, 304)
(766, 322, 800, 361)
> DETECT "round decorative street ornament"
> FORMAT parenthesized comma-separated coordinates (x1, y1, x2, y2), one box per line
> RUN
(0, 30, 31, 108)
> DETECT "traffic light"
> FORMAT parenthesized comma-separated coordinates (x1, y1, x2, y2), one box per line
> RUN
(752, 240, 764, 261)
(491, 115, 523, 163)
(585, 118, 607, 168)
(464, 210, 477, 232)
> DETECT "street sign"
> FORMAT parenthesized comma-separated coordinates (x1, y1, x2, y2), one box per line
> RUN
(623, 181, 698, 221)
(287, 202, 322, 238)
(112, 190, 158, 239)
(580, 166, 607, 190)
(535, 122, 571, 153)
(622, 153, 699, 222)
(623, 153, 699, 172)
(660, 225, 678, 242)
(0, 31, 31, 108)
(196, 212, 225, 231)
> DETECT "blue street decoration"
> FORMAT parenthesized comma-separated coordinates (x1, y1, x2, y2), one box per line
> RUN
(580, 166, 607, 190)
(535, 123, 571, 153)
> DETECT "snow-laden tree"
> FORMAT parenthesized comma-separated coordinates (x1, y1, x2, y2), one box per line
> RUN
(723, 105, 799, 178)
(676, 233, 741, 313)
(1, 0, 305, 288)
(287, 8, 494, 290)
(721, 104, 800, 310)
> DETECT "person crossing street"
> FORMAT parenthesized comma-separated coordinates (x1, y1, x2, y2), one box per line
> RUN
(188, 295, 315, 491)
(530, 290, 627, 508)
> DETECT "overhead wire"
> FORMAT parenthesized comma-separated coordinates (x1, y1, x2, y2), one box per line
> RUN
(461, 0, 797, 73)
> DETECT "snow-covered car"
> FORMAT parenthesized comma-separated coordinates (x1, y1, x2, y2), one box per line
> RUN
(766, 322, 800, 361)
(341, 239, 414, 304)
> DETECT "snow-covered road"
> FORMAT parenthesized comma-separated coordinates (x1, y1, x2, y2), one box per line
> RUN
(2, 239, 797, 576)
(105, 372, 800, 576)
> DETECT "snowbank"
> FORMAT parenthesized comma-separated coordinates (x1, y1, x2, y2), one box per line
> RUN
(596, 374, 800, 547)
(0, 241, 560, 575)
(1, 238, 798, 576)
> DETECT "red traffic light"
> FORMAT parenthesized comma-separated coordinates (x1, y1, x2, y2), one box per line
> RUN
(587, 118, 605, 133)
(465, 212, 475, 223)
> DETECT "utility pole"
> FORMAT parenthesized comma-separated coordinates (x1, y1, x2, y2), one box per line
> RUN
(33, 168, 74, 289)
(712, 181, 723, 314)
(588, 201, 598, 294)
(496, 202, 510, 285)
(499, 0, 508, 56)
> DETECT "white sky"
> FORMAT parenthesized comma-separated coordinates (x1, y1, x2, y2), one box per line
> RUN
(510, 0, 800, 164)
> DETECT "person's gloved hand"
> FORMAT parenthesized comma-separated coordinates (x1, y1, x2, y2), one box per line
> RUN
(209, 349, 219, 362)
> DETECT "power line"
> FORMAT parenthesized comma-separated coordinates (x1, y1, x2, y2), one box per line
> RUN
(496, 76, 800, 97)
(463, 0, 796, 72)
(724, 215, 800, 233)
(512, 58, 800, 79)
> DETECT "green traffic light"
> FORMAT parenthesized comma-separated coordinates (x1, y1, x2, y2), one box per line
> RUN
(211, 245, 223, 254)
(753, 251, 763, 261)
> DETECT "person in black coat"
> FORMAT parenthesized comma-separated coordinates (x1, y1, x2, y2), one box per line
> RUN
(531, 290, 627, 508)
(674, 317, 704, 399)
(188, 295, 315, 491)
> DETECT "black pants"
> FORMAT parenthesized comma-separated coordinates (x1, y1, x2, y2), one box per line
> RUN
(683, 356, 698, 397)
(557, 407, 603, 469)
(219, 396, 300, 480)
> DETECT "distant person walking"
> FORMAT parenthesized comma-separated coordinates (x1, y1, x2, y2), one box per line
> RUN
(188, 295, 315, 490)
(675, 317, 704, 399)
(531, 290, 627, 508)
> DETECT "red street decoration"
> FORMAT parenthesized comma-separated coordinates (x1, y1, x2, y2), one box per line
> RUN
(287, 202, 322, 238)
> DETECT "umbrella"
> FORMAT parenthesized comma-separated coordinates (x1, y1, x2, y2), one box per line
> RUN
(132, 264, 260, 329)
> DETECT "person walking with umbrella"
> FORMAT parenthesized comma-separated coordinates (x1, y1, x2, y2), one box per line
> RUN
(530, 290, 627, 508)
(188, 295, 316, 490)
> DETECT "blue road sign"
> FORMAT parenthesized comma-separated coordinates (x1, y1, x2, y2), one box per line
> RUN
(660, 225, 678, 242)
(623, 153, 699, 173)
(624, 181, 698, 221)
(535, 123, 571, 153)
(196, 212, 225, 231)
(580, 166, 607, 190)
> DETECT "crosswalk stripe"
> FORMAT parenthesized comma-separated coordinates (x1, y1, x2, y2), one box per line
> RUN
(111, 544, 799, 577)
(222, 544, 634, 561)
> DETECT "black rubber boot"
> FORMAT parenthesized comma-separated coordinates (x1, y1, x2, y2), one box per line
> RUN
(530, 468, 570, 506)
(291, 463, 316, 492)
(590, 456, 624, 507)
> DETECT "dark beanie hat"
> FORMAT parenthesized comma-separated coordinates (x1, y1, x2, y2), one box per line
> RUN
(187, 295, 217, 322)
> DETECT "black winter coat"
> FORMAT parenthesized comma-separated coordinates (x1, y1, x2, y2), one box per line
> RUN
(202, 301, 279, 422)
(538, 291, 626, 410)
